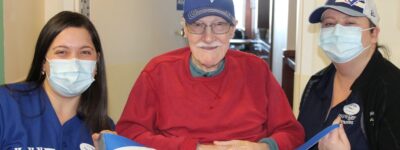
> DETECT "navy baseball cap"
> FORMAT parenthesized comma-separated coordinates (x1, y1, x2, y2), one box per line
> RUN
(183, 0, 235, 24)
(309, 0, 379, 25)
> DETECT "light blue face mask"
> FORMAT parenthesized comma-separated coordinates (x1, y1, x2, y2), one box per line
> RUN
(319, 24, 374, 63)
(47, 58, 96, 97)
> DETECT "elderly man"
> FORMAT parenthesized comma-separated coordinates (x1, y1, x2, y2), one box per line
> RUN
(116, 0, 304, 149)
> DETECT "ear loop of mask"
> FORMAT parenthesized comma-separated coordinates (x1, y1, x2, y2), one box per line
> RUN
(361, 27, 375, 31)
(41, 59, 48, 80)
(44, 58, 51, 81)
(360, 27, 375, 50)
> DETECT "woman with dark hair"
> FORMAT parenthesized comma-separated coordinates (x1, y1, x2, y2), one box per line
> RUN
(0, 11, 113, 149)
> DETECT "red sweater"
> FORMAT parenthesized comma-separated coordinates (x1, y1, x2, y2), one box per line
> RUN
(116, 47, 304, 150)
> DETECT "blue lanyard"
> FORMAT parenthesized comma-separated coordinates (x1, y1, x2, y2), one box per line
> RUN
(296, 124, 340, 150)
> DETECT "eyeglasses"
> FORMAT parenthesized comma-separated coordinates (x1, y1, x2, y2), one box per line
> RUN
(186, 22, 232, 34)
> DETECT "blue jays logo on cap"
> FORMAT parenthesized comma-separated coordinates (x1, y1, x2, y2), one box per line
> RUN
(329, 0, 365, 9)
(343, 0, 365, 8)
(345, 0, 364, 6)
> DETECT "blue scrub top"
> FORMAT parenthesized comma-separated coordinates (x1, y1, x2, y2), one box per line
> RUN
(0, 83, 95, 150)
(298, 68, 369, 150)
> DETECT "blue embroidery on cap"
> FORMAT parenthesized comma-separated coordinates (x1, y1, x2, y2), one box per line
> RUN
(346, 0, 364, 6)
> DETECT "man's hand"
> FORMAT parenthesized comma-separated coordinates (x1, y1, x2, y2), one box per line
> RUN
(213, 140, 269, 150)
(197, 144, 230, 150)
(318, 117, 350, 150)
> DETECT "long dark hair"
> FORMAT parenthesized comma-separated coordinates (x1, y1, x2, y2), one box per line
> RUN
(25, 11, 111, 133)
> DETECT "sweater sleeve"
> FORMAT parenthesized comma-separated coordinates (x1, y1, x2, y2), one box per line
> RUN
(115, 72, 198, 150)
(264, 66, 305, 150)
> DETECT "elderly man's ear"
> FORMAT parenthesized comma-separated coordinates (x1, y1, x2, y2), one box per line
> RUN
(180, 28, 186, 38)
(180, 18, 187, 38)
(229, 20, 239, 39)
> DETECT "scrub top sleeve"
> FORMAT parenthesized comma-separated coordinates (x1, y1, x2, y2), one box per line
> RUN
(0, 87, 27, 149)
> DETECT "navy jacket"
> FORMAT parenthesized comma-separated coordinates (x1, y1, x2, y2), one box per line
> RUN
(299, 51, 400, 150)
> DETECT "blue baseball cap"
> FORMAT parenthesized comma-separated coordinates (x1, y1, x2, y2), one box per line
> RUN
(183, 0, 235, 24)
(309, 0, 379, 25)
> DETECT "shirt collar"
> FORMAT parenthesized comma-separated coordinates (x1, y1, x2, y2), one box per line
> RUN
(189, 57, 225, 77)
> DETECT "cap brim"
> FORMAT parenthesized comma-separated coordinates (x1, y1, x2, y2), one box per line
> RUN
(309, 5, 365, 23)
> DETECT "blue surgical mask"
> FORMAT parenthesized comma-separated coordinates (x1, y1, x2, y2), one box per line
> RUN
(319, 24, 374, 63)
(46, 58, 96, 97)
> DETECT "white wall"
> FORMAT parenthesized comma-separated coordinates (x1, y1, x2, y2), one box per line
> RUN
(287, 0, 297, 50)
(44, 0, 79, 22)
(90, 0, 186, 121)
(233, 0, 246, 30)
(4, 0, 44, 82)
(271, 0, 297, 84)
(294, 0, 400, 116)
(4, 0, 80, 83)
(375, 0, 400, 65)
(271, 0, 289, 84)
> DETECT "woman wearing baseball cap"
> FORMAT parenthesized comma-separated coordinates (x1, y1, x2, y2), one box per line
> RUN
(298, 0, 400, 149)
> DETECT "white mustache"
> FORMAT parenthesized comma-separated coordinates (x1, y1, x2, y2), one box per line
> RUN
(196, 42, 222, 48)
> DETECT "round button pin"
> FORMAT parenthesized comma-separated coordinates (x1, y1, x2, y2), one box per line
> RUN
(343, 103, 360, 116)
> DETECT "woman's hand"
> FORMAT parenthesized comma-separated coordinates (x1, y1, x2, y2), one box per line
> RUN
(91, 130, 117, 149)
(318, 117, 350, 150)
(213, 140, 268, 150)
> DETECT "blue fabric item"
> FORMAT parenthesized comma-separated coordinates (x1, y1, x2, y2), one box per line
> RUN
(99, 133, 154, 150)
(183, 0, 235, 24)
(296, 124, 339, 150)
(258, 138, 279, 150)
(0, 82, 109, 149)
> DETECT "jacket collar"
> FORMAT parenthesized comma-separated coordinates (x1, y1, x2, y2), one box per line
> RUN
(307, 50, 384, 101)
(351, 50, 384, 90)
(307, 64, 336, 101)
